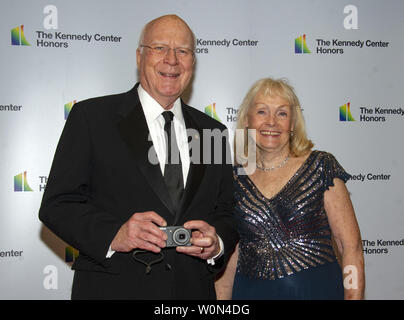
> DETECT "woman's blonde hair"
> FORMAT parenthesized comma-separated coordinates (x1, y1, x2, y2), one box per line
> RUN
(235, 77, 313, 162)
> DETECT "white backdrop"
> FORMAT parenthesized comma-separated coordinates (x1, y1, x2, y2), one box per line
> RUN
(1, 0, 403, 299)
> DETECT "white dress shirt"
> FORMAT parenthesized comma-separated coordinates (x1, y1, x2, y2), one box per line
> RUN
(138, 85, 190, 186)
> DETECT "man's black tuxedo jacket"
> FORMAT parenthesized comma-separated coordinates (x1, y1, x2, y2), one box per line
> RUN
(39, 84, 238, 299)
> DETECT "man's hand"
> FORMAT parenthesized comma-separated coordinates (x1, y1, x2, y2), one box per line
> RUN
(110, 211, 167, 253)
(176, 220, 220, 260)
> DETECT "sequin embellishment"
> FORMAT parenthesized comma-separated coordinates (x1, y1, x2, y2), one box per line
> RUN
(234, 151, 351, 280)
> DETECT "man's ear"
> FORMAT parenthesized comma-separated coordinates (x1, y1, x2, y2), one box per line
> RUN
(136, 48, 142, 68)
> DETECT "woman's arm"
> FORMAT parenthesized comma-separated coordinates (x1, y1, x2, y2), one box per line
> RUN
(215, 243, 239, 300)
(324, 178, 365, 300)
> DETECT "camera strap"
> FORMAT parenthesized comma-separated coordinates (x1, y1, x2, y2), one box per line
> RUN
(132, 250, 164, 275)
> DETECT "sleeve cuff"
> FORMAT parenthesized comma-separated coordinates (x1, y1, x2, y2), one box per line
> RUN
(106, 246, 115, 258)
(207, 235, 224, 265)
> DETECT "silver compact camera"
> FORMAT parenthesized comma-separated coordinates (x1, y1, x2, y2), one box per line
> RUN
(159, 226, 192, 247)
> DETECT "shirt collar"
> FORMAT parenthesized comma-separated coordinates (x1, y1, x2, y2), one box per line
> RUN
(137, 85, 184, 125)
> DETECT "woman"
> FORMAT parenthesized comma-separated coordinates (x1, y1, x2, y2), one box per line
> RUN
(215, 78, 365, 300)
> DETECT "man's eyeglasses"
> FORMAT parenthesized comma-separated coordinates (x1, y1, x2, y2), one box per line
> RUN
(140, 44, 194, 60)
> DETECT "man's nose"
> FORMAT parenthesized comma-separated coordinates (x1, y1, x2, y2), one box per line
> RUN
(164, 48, 179, 65)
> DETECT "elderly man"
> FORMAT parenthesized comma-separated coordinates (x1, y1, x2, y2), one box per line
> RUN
(39, 15, 238, 299)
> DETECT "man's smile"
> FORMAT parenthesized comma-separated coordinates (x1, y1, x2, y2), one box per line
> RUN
(158, 71, 180, 79)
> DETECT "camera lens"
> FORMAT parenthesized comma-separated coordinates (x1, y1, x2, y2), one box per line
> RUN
(173, 228, 190, 246)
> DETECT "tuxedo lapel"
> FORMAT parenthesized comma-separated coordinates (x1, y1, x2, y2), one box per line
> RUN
(116, 86, 176, 216)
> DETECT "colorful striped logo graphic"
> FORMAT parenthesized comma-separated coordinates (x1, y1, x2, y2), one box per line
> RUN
(65, 246, 79, 263)
(11, 25, 30, 46)
(14, 171, 33, 192)
(339, 102, 355, 121)
(295, 34, 311, 54)
(205, 103, 221, 122)
(64, 100, 76, 120)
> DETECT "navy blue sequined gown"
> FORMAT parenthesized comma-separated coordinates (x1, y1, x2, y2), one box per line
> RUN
(232, 151, 350, 300)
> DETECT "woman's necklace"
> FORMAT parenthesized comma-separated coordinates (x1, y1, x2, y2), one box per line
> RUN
(256, 154, 290, 172)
